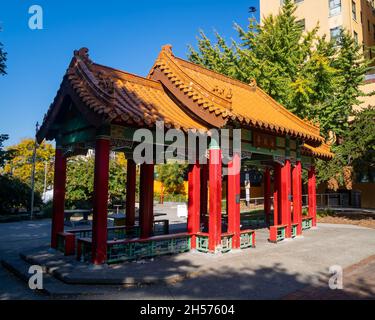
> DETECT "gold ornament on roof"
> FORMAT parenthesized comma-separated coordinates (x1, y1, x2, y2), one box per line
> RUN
(212, 86, 233, 100)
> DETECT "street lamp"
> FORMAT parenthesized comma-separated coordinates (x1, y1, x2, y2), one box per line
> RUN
(30, 122, 39, 220)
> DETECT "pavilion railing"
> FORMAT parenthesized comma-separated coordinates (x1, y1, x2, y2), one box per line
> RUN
(302, 217, 313, 230)
(291, 223, 298, 238)
(59, 220, 169, 256)
(240, 230, 256, 249)
(196, 233, 209, 253)
(221, 233, 233, 253)
(77, 233, 191, 264)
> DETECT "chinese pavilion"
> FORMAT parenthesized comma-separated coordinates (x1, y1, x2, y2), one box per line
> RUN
(37, 46, 334, 265)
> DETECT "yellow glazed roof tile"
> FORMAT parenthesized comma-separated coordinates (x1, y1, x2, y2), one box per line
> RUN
(148, 45, 324, 145)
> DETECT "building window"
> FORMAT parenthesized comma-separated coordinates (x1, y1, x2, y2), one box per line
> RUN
(354, 31, 358, 44)
(373, 24, 375, 39)
(369, 20, 371, 31)
(297, 19, 306, 30)
(329, 0, 341, 16)
(352, 1, 357, 21)
(330, 26, 341, 42)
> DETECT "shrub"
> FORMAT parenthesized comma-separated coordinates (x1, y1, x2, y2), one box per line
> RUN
(0, 174, 42, 215)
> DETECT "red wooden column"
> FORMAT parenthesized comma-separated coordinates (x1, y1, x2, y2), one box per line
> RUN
(139, 163, 155, 238)
(292, 161, 303, 235)
(308, 166, 317, 227)
(92, 137, 110, 264)
(125, 159, 136, 228)
(208, 146, 222, 252)
(188, 163, 200, 249)
(264, 167, 271, 225)
(280, 159, 292, 237)
(273, 164, 280, 226)
(227, 153, 241, 249)
(200, 163, 208, 229)
(51, 148, 67, 249)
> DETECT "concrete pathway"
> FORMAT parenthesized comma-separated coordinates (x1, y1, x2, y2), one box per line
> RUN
(0, 209, 375, 300)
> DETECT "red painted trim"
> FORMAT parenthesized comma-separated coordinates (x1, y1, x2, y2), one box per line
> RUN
(125, 159, 136, 228)
(188, 163, 201, 249)
(280, 160, 292, 238)
(92, 138, 110, 264)
(264, 168, 271, 225)
(227, 153, 241, 249)
(273, 164, 280, 226)
(208, 149, 222, 252)
(292, 161, 303, 235)
(51, 149, 67, 249)
(91, 138, 110, 264)
(200, 163, 208, 229)
(308, 166, 317, 227)
(139, 163, 155, 239)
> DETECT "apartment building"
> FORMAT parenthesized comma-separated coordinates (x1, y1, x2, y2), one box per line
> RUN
(260, 0, 375, 53)
(260, 0, 375, 207)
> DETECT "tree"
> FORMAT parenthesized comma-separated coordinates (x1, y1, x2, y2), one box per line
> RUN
(65, 152, 130, 209)
(316, 106, 375, 189)
(0, 175, 42, 214)
(0, 28, 7, 75)
(156, 163, 188, 195)
(0, 134, 13, 167)
(2, 139, 55, 195)
(188, 0, 370, 136)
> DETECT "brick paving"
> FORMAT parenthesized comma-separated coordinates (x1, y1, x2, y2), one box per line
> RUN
(283, 255, 375, 300)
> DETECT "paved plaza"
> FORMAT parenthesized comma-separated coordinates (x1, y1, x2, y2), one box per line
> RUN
(0, 203, 375, 300)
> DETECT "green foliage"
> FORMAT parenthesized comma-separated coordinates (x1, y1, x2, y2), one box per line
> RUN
(2, 139, 55, 195)
(188, 0, 371, 136)
(66, 156, 94, 208)
(316, 106, 375, 189)
(0, 175, 42, 214)
(65, 154, 129, 209)
(0, 134, 13, 167)
(156, 163, 188, 195)
(0, 40, 6, 75)
(0, 27, 6, 75)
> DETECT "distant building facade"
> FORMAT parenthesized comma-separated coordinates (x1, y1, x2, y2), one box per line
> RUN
(260, 0, 375, 207)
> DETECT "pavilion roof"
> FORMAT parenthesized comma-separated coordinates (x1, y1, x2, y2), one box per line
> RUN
(148, 45, 324, 146)
(37, 48, 207, 143)
(37, 46, 333, 160)
(302, 143, 334, 160)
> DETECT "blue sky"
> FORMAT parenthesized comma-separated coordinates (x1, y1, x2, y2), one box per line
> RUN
(0, 0, 259, 146)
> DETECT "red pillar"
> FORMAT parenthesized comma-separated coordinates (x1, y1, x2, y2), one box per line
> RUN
(273, 164, 280, 226)
(280, 160, 292, 237)
(208, 148, 222, 252)
(92, 137, 110, 264)
(125, 159, 136, 228)
(292, 161, 303, 235)
(51, 148, 67, 249)
(200, 163, 208, 229)
(264, 167, 271, 225)
(227, 153, 241, 249)
(188, 163, 200, 249)
(308, 166, 317, 227)
(139, 163, 154, 238)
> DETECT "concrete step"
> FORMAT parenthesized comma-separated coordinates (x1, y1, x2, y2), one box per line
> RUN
(19, 247, 195, 286)
(1, 255, 116, 297)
